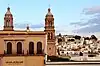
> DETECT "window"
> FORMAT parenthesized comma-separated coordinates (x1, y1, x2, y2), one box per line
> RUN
(58, 38, 62, 43)
(7, 42, 12, 54)
(50, 22, 52, 26)
(48, 33, 50, 40)
(37, 42, 42, 54)
(51, 32, 53, 39)
(17, 42, 22, 54)
(6, 20, 9, 26)
(6, 22, 9, 26)
(29, 42, 34, 54)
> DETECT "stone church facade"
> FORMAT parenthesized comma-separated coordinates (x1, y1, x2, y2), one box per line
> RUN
(0, 7, 56, 66)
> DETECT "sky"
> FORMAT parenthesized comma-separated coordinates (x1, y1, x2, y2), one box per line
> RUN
(0, 0, 100, 36)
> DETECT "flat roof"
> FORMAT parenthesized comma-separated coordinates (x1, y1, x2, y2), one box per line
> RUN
(0, 30, 46, 35)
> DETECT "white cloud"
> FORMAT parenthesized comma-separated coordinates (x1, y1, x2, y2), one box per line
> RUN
(83, 6, 100, 15)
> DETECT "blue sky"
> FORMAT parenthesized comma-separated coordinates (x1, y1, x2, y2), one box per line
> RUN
(0, 0, 100, 36)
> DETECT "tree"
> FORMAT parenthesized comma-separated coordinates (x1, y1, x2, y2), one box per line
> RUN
(85, 37, 90, 40)
(74, 35, 81, 40)
(58, 33, 62, 37)
(90, 35, 97, 41)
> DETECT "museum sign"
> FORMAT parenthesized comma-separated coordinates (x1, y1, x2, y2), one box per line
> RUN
(5, 61, 23, 65)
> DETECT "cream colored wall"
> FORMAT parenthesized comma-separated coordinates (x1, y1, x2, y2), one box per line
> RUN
(0, 37, 4, 54)
(2, 56, 44, 66)
(26, 56, 44, 66)
(3, 56, 25, 66)
(0, 34, 46, 55)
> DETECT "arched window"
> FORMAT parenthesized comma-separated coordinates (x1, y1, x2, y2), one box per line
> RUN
(29, 42, 34, 54)
(50, 22, 52, 26)
(51, 32, 53, 39)
(17, 42, 22, 54)
(48, 21, 50, 26)
(7, 42, 12, 54)
(37, 42, 42, 54)
(6, 22, 9, 26)
(6, 20, 9, 26)
(48, 33, 50, 40)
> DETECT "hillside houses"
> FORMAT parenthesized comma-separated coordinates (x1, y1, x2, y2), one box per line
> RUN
(56, 34, 100, 60)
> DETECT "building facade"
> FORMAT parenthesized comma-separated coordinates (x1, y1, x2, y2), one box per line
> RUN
(0, 7, 56, 66)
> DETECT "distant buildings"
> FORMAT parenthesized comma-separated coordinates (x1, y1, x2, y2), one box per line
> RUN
(55, 34, 100, 61)
(0, 5, 100, 66)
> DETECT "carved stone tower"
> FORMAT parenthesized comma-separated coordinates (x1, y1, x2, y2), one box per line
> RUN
(3, 7, 14, 31)
(44, 8, 56, 56)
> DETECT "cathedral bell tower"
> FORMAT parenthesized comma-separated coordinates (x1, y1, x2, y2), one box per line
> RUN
(3, 7, 14, 31)
(44, 8, 56, 56)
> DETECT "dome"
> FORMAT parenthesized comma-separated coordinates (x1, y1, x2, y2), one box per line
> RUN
(46, 8, 53, 16)
(5, 7, 12, 14)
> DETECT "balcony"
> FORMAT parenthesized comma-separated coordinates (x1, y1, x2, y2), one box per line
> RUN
(0, 50, 45, 57)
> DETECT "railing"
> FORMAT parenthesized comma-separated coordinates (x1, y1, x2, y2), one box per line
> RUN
(1, 50, 45, 56)
(27, 50, 35, 56)
(16, 50, 24, 56)
(3, 50, 25, 56)
(36, 50, 45, 56)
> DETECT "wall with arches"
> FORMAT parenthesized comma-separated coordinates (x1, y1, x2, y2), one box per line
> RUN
(0, 33, 47, 55)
